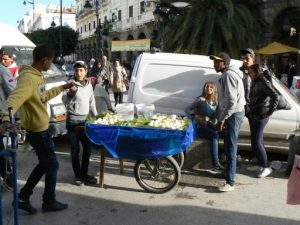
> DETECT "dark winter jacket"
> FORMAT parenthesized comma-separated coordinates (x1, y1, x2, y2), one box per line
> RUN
(248, 75, 279, 118)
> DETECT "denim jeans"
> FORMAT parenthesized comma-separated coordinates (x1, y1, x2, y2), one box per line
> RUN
(19, 129, 58, 202)
(66, 120, 92, 178)
(197, 125, 220, 167)
(224, 111, 244, 186)
(250, 116, 269, 168)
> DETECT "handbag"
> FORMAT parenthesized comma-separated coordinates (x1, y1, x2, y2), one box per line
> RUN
(277, 94, 291, 110)
(287, 154, 300, 205)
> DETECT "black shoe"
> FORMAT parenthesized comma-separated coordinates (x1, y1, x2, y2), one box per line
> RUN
(12, 198, 37, 214)
(42, 200, 68, 213)
(82, 175, 97, 185)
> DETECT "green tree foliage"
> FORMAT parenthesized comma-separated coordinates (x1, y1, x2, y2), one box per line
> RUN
(25, 26, 79, 58)
(159, 0, 266, 58)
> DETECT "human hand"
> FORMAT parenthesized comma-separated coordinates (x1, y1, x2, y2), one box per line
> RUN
(67, 86, 78, 97)
(261, 111, 272, 118)
(0, 121, 9, 134)
(63, 82, 74, 90)
(215, 121, 225, 132)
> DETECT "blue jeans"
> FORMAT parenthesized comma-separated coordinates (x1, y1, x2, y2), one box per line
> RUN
(224, 111, 244, 186)
(250, 116, 269, 168)
(19, 129, 58, 202)
(197, 125, 220, 167)
(66, 120, 92, 178)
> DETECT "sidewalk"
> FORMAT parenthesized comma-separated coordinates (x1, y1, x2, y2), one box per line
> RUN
(1, 139, 300, 225)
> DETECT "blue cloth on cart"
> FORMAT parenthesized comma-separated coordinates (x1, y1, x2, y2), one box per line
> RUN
(85, 122, 194, 159)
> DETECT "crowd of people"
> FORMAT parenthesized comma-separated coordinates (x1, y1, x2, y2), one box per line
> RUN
(0, 43, 297, 217)
(185, 48, 285, 192)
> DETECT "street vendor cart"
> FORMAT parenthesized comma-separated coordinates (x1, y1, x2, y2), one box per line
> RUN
(85, 121, 193, 194)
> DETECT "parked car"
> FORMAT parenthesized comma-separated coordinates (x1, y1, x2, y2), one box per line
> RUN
(0, 22, 68, 137)
(62, 63, 75, 79)
(128, 52, 300, 152)
(289, 75, 300, 99)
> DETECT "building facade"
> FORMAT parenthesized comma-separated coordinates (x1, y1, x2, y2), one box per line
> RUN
(75, 0, 300, 67)
(18, 3, 76, 33)
(76, 0, 157, 63)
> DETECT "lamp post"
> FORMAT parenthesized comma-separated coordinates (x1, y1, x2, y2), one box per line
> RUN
(152, 2, 189, 51)
(59, 0, 63, 61)
(84, 0, 103, 60)
(23, 0, 35, 31)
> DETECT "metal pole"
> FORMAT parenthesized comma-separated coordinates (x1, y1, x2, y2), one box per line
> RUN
(96, 0, 99, 60)
(32, 0, 35, 30)
(60, 0, 63, 60)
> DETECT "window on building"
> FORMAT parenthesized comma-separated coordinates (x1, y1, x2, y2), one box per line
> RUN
(93, 21, 96, 28)
(89, 23, 91, 31)
(118, 10, 122, 21)
(104, 16, 107, 22)
(140, 1, 145, 14)
(80, 26, 82, 33)
(84, 25, 86, 32)
(129, 6, 133, 18)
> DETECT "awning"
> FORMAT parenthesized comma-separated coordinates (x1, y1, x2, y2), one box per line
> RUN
(111, 39, 150, 52)
(255, 41, 298, 55)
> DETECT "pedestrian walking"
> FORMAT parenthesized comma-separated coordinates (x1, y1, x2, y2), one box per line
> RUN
(111, 59, 128, 106)
(0, 43, 73, 214)
(210, 52, 245, 192)
(99, 55, 113, 94)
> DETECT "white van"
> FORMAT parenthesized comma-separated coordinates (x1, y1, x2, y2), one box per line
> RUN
(0, 22, 67, 137)
(128, 52, 300, 151)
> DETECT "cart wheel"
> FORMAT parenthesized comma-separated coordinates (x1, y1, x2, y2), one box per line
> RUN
(172, 152, 185, 169)
(134, 156, 181, 194)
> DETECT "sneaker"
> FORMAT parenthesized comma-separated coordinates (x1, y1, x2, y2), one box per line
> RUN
(74, 177, 84, 186)
(208, 165, 224, 174)
(13, 198, 37, 214)
(82, 175, 97, 185)
(257, 167, 272, 178)
(192, 162, 201, 171)
(218, 183, 235, 192)
(246, 165, 263, 172)
(42, 200, 68, 213)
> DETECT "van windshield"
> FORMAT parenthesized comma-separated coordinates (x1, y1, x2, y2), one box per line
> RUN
(4, 46, 64, 78)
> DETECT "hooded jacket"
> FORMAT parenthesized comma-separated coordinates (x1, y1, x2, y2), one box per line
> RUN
(62, 78, 97, 121)
(218, 65, 246, 122)
(1, 65, 65, 132)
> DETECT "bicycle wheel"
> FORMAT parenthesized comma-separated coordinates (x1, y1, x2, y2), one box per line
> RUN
(134, 156, 181, 194)
(172, 151, 185, 169)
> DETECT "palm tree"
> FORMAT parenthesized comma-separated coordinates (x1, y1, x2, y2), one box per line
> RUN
(158, 0, 266, 58)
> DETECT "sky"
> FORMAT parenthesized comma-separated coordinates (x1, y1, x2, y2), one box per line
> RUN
(0, 0, 76, 28)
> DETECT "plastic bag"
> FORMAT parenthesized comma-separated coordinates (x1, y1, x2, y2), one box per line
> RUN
(287, 154, 300, 205)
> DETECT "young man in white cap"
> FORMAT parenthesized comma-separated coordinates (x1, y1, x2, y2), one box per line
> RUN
(62, 60, 98, 186)
(210, 52, 245, 192)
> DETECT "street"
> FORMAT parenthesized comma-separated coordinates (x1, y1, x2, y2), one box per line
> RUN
(1, 135, 300, 225)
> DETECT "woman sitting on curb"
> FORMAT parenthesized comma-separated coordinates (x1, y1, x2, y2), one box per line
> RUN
(185, 81, 223, 174)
